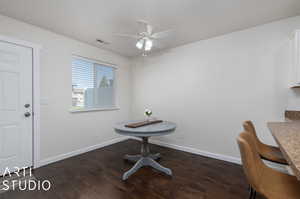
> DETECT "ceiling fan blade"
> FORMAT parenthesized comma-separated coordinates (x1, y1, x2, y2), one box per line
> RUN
(137, 20, 148, 27)
(152, 30, 173, 39)
(114, 33, 139, 39)
(137, 20, 153, 34)
(146, 24, 153, 35)
(152, 40, 163, 49)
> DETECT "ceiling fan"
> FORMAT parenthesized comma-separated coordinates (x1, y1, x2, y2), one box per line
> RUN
(115, 20, 173, 56)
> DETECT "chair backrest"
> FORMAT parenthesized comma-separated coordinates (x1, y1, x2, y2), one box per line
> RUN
(243, 120, 264, 151)
(237, 132, 265, 191)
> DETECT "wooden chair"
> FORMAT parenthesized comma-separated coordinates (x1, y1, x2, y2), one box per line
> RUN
(243, 121, 287, 165)
(237, 132, 300, 199)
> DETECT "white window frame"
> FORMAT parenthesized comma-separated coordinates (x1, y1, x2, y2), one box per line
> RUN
(70, 55, 119, 113)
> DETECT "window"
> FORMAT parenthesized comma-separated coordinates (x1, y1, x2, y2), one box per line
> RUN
(71, 56, 116, 111)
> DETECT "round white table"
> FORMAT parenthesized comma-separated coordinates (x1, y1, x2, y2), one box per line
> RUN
(114, 121, 176, 180)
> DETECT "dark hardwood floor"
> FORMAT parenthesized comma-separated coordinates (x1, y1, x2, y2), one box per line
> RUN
(0, 139, 263, 199)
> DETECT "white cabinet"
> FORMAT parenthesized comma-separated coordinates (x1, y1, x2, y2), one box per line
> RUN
(290, 30, 300, 88)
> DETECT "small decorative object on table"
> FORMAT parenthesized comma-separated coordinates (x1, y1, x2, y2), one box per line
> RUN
(125, 120, 163, 128)
(144, 108, 153, 121)
(125, 109, 163, 128)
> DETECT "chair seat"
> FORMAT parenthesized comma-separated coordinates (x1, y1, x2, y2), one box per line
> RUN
(237, 131, 300, 199)
(260, 168, 300, 199)
(260, 146, 288, 165)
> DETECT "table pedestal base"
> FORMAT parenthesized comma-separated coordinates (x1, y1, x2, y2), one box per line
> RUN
(122, 137, 172, 180)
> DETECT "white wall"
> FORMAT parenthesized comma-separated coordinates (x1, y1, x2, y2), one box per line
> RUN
(1, 12, 299, 166)
(132, 16, 300, 160)
(0, 15, 132, 165)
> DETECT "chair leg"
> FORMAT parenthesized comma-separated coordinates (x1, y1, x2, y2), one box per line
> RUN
(253, 190, 256, 199)
(248, 186, 257, 199)
(248, 186, 253, 199)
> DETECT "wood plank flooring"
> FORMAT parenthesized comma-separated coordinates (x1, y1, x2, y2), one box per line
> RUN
(0, 139, 263, 199)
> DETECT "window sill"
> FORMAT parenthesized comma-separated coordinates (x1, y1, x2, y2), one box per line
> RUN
(69, 106, 120, 113)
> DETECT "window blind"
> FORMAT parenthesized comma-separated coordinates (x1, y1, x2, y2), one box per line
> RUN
(71, 56, 116, 109)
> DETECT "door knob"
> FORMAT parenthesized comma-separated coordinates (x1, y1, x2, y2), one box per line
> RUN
(24, 112, 31, 117)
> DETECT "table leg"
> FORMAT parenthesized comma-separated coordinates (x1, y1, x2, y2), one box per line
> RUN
(122, 137, 172, 180)
(147, 157, 172, 175)
(141, 137, 150, 156)
(123, 158, 145, 180)
(125, 153, 160, 162)
(149, 153, 161, 160)
(124, 154, 141, 162)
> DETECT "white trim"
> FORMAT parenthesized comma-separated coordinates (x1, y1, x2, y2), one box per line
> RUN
(0, 35, 42, 50)
(72, 54, 117, 69)
(0, 35, 42, 169)
(149, 139, 241, 164)
(32, 48, 41, 169)
(129, 137, 294, 172)
(129, 137, 241, 165)
(38, 136, 128, 167)
(69, 106, 120, 113)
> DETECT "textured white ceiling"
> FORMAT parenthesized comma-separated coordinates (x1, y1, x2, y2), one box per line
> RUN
(0, 0, 299, 57)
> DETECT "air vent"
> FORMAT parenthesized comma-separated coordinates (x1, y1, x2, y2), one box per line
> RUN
(96, 39, 110, 45)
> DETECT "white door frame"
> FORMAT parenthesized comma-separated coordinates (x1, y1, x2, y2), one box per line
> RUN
(0, 35, 41, 169)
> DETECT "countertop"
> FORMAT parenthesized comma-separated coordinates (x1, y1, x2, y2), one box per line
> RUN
(268, 121, 300, 180)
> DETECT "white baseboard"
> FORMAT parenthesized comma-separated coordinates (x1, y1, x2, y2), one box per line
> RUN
(130, 138, 291, 172)
(37, 136, 286, 171)
(145, 138, 242, 165)
(37, 136, 128, 168)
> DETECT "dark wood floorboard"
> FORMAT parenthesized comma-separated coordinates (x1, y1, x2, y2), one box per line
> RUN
(0, 139, 264, 199)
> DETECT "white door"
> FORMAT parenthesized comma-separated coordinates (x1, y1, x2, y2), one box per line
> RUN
(0, 41, 33, 175)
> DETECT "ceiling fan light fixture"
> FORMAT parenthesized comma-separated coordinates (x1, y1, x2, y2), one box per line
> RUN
(144, 38, 153, 51)
(115, 21, 173, 56)
(136, 39, 144, 49)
